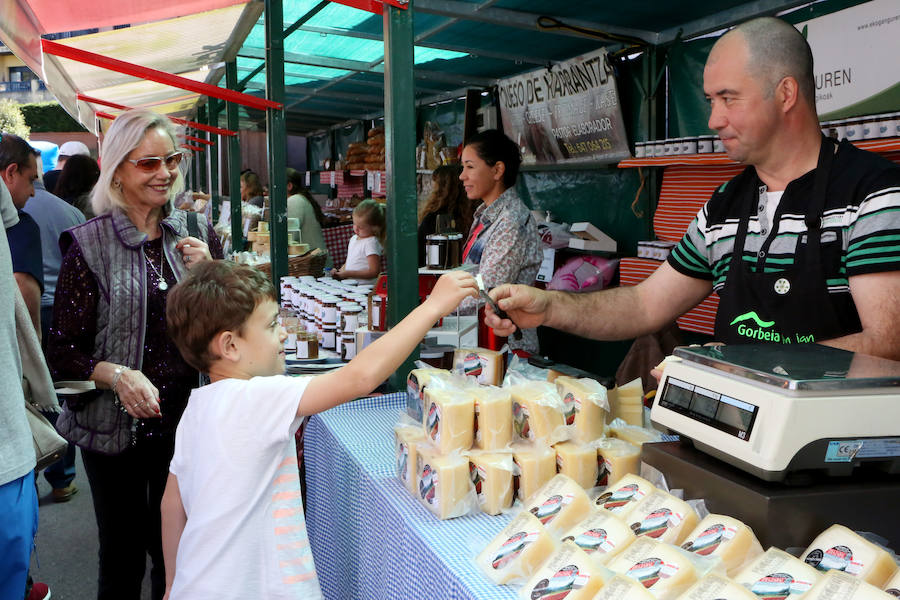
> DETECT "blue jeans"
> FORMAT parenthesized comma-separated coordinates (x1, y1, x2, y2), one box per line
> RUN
(0, 471, 39, 600)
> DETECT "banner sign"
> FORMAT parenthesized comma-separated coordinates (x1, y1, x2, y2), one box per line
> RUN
(496, 48, 630, 166)
(798, 0, 900, 119)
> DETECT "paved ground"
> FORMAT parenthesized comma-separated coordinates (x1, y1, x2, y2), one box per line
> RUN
(29, 449, 153, 600)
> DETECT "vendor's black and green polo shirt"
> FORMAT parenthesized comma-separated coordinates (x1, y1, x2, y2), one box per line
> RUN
(668, 141, 900, 302)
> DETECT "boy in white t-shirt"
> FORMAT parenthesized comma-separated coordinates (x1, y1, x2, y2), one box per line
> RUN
(161, 260, 476, 600)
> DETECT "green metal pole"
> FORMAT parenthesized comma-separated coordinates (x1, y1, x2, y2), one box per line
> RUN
(384, 1, 418, 390)
(208, 99, 220, 224)
(265, 0, 288, 297)
(226, 61, 243, 253)
(196, 105, 208, 194)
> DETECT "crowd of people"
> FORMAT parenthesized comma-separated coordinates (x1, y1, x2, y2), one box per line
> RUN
(2, 14, 898, 600)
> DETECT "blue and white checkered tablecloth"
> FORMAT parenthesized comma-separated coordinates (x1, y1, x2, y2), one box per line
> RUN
(305, 392, 518, 600)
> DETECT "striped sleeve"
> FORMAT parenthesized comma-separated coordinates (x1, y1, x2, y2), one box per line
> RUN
(667, 210, 714, 280)
(845, 185, 900, 276)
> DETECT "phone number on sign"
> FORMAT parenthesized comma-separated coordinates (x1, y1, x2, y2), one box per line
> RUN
(563, 138, 612, 154)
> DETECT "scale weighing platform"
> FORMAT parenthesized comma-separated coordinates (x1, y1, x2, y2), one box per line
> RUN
(645, 344, 900, 549)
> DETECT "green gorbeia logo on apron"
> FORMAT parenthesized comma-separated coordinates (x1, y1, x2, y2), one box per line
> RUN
(729, 311, 815, 343)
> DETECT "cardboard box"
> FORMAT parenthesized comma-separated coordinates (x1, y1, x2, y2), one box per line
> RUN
(568, 222, 616, 252)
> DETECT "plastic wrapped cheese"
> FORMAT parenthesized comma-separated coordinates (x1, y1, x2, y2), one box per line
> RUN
(555, 376, 609, 443)
(626, 489, 700, 546)
(510, 382, 568, 445)
(677, 573, 758, 600)
(884, 570, 900, 596)
(467, 452, 514, 515)
(609, 537, 699, 599)
(513, 444, 558, 502)
(609, 421, 665, 447)
(523, 474, 593, 537)
(612, 377, 644, 427)
(561, 507, 636, 564)
(476, 511, 559, 585)
(415, 447, 475, 519)
(471, 386, 513, 450)
(406, 367, 450, 423)
(597, 438, 642, 488)
(518, 541, 609, 600)
(805, 569, 895, 600)
(453, 347, 505, 386)
(734, 547, 821, 598)
(680, 514, 763, 576)
(423, 387, 474, 454)
(395, 424, 427, 495)
(555, 441, 599, 490)
(594, 574, 657, 600)
(802, 524, 898, 587)
(595, 474, 658, 518)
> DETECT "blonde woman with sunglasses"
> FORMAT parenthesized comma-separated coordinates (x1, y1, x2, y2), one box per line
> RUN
(46, 109, 223, 600)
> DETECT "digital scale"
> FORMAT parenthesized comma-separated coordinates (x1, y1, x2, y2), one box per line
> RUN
(651, 344, 900, 482)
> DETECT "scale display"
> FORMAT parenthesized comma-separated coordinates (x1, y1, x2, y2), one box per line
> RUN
(658, 376, 759, 440)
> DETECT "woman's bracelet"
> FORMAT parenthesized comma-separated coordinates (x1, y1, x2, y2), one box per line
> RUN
(111, 365, 129, 397)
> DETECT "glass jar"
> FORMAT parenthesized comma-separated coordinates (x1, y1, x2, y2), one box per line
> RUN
(341, 304, 363, 333)
(446, 233, 463, 268)
(284, 317, 299, 352)
(322, 296, 339, 326)
(341, 332, 356, 361)
(425, 234, 449, 269)
(295, 331, 318, 359)
(369, 295, 383, 331)
(322, 324, 337, 350)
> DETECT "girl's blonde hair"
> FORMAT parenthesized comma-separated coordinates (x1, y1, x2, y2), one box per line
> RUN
(91, 109, 183, 216)
(353, 199, 386, 246)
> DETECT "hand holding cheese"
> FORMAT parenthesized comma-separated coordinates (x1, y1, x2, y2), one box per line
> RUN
(734, 547, 821, 598)
(476, 511, 560, 584)
(801, 524, 898, 587)
(680, 514, 763, 576)
(560, 507, 636, 564)
(523, 474, 592, 536)
(518, 541, 609, 600)
(626, 489, 700, 546)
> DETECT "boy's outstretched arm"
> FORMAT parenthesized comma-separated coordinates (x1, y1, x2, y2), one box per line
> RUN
(300, 271, 477, 415)
(161, 473, 187, 600)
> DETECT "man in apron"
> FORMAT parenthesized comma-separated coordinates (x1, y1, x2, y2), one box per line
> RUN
(484, 16, 900, 360)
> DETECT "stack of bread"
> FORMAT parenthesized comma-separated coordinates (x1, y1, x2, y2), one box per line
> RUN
(364, 127, 385, 171)
(345, 142, 369, 170)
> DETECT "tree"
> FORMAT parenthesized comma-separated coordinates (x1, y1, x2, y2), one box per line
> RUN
(0, 100, 30, 138)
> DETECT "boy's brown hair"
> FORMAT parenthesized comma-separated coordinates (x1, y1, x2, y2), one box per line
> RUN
(166, 260, 276, 372)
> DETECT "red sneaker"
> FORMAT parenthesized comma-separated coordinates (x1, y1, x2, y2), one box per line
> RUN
(26, 581, 51, 600)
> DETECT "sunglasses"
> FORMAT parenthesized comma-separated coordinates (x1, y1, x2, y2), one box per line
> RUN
(126, 151, 183, 172)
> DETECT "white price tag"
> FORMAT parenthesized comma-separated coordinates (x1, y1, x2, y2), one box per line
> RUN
(330, 171, 336, 187)
(374, 173, 382, 194)
(536, 248, 555, 282)
(366, 171, 374, 191)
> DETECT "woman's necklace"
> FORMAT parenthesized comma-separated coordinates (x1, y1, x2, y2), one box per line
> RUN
(145, 250, 168, 291)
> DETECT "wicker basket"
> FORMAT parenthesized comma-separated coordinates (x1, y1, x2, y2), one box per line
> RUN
(256, 248, 327, 278)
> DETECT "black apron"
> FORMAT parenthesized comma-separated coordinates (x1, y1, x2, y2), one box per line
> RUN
(714, 136, 862, 345)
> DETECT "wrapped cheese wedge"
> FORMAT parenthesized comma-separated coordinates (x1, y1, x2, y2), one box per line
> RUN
(560, 507, 636, 564)
(523, 474, 593, 537)
(406, 367, 451, 423)
(555, 441, 600, 490)
(801, 524, 898, 587)
(884, 569, 900, 596)
(453, 347, 505, 386)
(518, 541, 610, 600)
(680, 514, 763, 576)
(612, 377, 644, 427)
(467, 452, 514, 515)
(555, 376, 609, 443)
(677, 572, 758, 599)
(415, 447, 475, 519)
(394, 423, 427, 495)
(510, 382, 568, 445)
(609, 537, 700, 599)
(734, 547, 821, 598)
(626, 489, 700, 546)
(423, 387, 475, 454)
(471, 385, 513, 450)
(513, 444, 558, 502)
(593, 574, 656, 600)
(597, 438, 642, 488)
(595, 474, 658, 517)
(476, 511, 559, 585)
(805, 569, 895, 600)
(609, 421, 665, 447)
